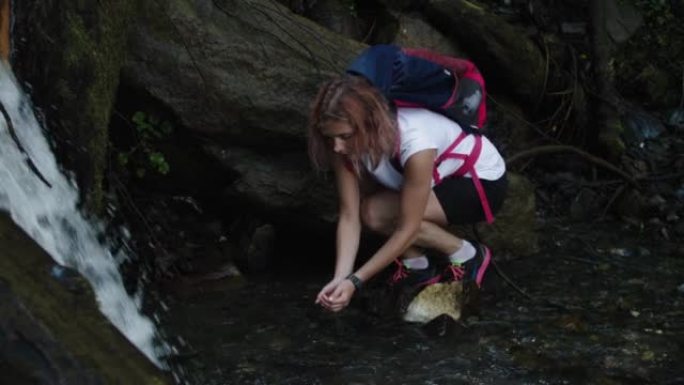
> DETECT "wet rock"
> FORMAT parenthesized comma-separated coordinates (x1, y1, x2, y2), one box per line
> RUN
(647, 194, 667, 210)
(636, 247, 651, 258)
(245, 223, 277, 272)
(604, 0, 643, 43)
(303, 0, 370, 41)
(403, 281, 463, 323)
(676, 185, 684, 201)
(634, 64, 679, 107)
(678, 283, 684, 294)
(674, 221, 684, 237)
(667, 108, 684, 130)
(560, 22, 586, 35)
(613, 188, 646, 220)
(570, 188, 601, 221)
(49, 264, 91, 295)
(455, 173, 539, 256)
(0, 213, 170, 384)
(666, 212, 680, 223)
(554, 313, 587, 332)
(421, 314, 463, 338)
(233, 218, 277, 273)
(622, 111, 665, 144)
(391, 12, 461, 56)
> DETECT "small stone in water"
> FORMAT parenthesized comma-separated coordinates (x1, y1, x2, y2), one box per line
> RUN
(630, 310, 640, 318)
(609, 248, 632, 257)
(678, 283, 684, 294)
(666, 212, 680, 223)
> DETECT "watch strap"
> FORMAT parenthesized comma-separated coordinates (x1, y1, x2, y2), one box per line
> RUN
(346, 273, 363, 290)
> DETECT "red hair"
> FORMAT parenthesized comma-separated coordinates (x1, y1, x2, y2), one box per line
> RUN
(308, 75, 397, 176)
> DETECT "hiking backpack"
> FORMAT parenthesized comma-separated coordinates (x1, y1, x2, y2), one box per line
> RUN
(346, 45, 496, 223)
(346, 44, 487, 130)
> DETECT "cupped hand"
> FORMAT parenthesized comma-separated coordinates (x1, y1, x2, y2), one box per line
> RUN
(315, 277, 356, 312)
(315, 277, 344, 309)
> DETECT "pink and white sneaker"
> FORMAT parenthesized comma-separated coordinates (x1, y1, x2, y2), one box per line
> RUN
(442, 242, 492, 288)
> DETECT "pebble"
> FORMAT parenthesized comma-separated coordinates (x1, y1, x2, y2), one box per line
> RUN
(610, 248, 632, 257)
(666, 212, 680, 222)
(678, 283, 684, 294)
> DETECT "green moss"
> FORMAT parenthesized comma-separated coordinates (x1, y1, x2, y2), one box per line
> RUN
(50, 1, 135, 212)
(614, 1, 683, 108)
(461, 0, 485, 13)
(599, 117, 626, 160)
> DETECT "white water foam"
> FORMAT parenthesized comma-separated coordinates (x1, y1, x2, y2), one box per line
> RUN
(0, 62, 169, 367)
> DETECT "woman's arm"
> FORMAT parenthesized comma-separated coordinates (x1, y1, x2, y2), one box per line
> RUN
(316, 155, 361, 309)
(332, 155, 362, 279)
(353, 149, 436, 283)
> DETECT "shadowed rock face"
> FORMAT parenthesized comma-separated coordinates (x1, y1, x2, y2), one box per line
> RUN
(0, 212, 169, 385)
(124, 0, 363, 141)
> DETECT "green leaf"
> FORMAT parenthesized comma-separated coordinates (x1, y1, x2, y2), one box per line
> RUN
(149, 151, 163, 164)
(117, 153, 129, 166)
(158, 161, 170, 175)
(132, 111, 146, 125)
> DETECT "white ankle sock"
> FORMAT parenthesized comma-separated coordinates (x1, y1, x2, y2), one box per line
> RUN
(402, 255, 429, 269)
(448, 241, 476, 264)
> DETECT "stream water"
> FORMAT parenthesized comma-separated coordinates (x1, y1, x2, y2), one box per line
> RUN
(0, 63, 169, 367)
(160, 220, 684, 385)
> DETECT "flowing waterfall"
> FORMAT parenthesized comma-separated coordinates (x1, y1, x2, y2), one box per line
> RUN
(0, 63, 169, 367)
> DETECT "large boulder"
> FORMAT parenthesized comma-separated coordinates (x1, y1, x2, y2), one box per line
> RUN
(0, 212, 170, 384)
(125, 0, 539, 252)
(123, 0, 363, 141)
(423, 0, 547, 102)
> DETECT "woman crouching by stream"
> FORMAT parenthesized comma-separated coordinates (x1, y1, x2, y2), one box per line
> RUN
(308, 75, 508, 313)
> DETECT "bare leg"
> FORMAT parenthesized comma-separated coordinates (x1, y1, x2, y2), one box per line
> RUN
(360, 188, 464, 258)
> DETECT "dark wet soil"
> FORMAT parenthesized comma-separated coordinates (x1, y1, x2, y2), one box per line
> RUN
(157, 218, 684, 385)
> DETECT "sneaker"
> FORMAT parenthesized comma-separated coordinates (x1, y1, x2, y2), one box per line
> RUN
(442, 242, 492, 288)
(388, 260, 441, 287)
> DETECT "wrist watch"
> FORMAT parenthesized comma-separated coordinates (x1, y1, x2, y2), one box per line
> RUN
(346, 273, 363, 290)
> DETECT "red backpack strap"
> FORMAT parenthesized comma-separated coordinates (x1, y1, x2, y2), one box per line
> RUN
(434, 134, 495, 224)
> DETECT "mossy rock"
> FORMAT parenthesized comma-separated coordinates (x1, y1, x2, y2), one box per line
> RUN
(635, 64, 680, 108)
(0, 212, 170, 384)
(451, 172, 539, 256)
(13, 0, 136, 212)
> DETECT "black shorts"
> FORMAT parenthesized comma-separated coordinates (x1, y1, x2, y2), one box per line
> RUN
(433, 173, 508, 225)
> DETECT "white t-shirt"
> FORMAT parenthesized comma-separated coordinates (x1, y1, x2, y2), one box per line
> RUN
(363, 108, 506, 191)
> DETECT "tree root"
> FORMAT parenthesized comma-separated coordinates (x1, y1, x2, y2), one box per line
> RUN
(506, 144, 638, 187)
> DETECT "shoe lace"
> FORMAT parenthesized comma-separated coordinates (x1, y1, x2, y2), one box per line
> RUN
(390, 260, 409, 283)
(447, 263, 465, 281)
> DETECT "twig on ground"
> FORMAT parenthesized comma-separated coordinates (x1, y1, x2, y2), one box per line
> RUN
(491, 260, 534, 301)
(563, 256, 600, 265)
(601, 183, 626, 218)
(492, 260, 576, 311)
